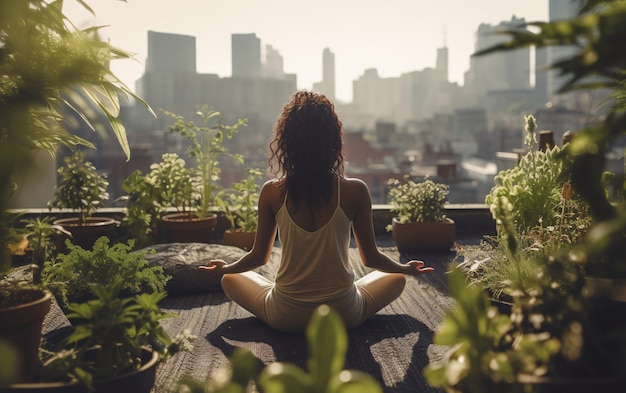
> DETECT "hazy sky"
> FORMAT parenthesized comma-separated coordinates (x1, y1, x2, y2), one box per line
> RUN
(64, 0, 549, 102)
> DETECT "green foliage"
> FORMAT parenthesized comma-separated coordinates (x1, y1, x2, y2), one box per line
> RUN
(386, 176, 449, 225)
(120, 170, 162, 248)
(42, 236, 170, 307)
(0, 0, 153, 274)
(175, 348, 263, 393)
(41, 280, 194, 388)
(47, 150, 110, 223)
(174, 305, 382, 393)
(164, 105, 247, 218)
(487, 147, 564, 233)
(475, 0, 626, 277)
(424, 267, 579, 393)
(20, 216, 71, 283)
(216, 168, 262, 233)
(481, 115, 592, 297)
(21, 217, 68, 256)
(486, 115, 590, 238)
(146, 152, 200, 214)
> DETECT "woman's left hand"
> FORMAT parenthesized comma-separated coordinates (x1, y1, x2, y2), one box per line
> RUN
(198, 259, 227, 272)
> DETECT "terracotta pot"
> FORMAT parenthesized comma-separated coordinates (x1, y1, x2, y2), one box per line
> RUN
(222, 229, 256, 251)
(4, 348, 159, 393)
(161, 212, 217, 244)
(53, 217, 118, 252)
(0, 289, 52, 383)
(391, 217, 455, 252)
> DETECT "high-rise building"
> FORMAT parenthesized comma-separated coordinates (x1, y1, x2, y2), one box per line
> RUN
(467, 16, 532, 94)
(322, 48, 336, 102)
(436, 46, 449, 83)
(547, 0, 582, 105)
(263, 44, 284, 79)
(313, 48, 336, 102)
(146, 31, 196, 73)
(231, 33, 261, 78)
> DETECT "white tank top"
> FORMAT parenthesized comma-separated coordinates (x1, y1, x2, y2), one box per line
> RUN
(274, 177, 356, 303)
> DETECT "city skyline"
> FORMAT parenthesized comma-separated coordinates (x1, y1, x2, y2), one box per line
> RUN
(63, 0, 549, 102)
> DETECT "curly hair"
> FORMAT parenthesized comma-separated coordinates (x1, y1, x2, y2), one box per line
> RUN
(269, 90, 344, 213)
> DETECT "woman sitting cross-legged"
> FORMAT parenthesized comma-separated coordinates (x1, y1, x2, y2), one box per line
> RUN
(199, 90, 433, 333)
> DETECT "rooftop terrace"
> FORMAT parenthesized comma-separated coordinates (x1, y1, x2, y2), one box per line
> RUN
(16, 205, 495, 393)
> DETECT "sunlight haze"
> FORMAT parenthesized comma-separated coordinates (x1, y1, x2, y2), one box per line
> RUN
(64, 0, 549, 102)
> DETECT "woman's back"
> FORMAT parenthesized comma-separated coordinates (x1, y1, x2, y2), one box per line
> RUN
(273, 176, 355, 303)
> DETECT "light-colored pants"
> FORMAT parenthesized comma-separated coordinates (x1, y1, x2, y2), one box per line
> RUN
(221, 271, 406, 333)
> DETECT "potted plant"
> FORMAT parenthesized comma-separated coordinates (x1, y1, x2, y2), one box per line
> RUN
(157, 106, 247, 244)
(20, 217, 72, 285)
(5, 279, 195, 393)
(142, 152, 204, 243)
(458, 115, 591, 308)
(386, 175, 455, 252)
(41, 236, 170, 310)
(0, 0, 152, 385)
(47, 151, 118, 251)
(216, 168, 263, 251)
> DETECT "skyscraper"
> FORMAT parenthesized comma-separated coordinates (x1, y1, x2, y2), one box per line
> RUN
(313, 48, 336, 102)
(468, 16, 532, 94)
(436, 46, 449, 83)
(322, 48, 336, 102)
(263, 44, 285, 79)
(146, 31, 196, 73)
(231, 33, 261, 78)
(547, 0, 581, 101)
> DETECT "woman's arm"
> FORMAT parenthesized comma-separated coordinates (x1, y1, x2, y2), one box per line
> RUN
(200, 180, 278, 274)
(349, 178, 433, 276)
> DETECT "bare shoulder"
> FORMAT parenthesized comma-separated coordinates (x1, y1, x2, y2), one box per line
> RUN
(261, 178, 281, 190)
(341, 177, 370, 195)
(260, 179, 283, 212)
(340, 177, 371, 219)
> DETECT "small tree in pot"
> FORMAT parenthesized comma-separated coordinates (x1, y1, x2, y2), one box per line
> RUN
(47, 150, 118, 251)
(386, 176, 455, 252)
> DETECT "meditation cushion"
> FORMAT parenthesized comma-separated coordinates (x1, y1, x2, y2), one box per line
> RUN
(141, 243, 246, 296)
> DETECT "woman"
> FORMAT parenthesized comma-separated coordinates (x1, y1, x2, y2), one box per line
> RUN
(200, 91, 433, 333)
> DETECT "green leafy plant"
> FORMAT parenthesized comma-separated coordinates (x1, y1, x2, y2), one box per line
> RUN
(20, 216, 71, 284)
(42, 236, 170, 307)
(216, 168, 262, 233)
(40, 280, 194, 389)
(386, 176, 449, 227)
(486, 115, 590, 238)
(47, 150, 110, 224)
(471, 115, 592, 300)
(145, 153, 200, 215)
(119, 170, 162, 248)
(164, 105, 247, 218)
(175, 305, 382, 393)
(423, 267, 565, 393)
(0, 0, 154, 276)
